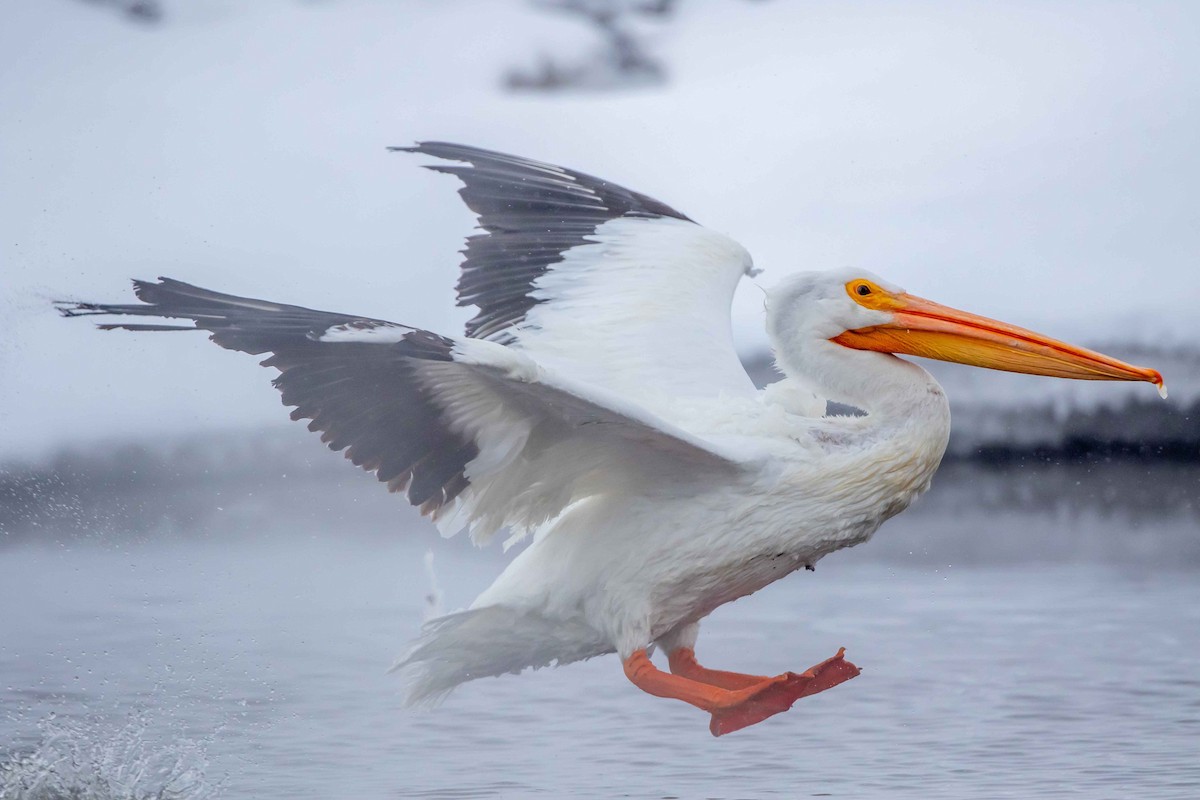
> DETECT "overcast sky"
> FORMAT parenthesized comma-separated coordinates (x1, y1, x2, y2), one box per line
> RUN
(2, 0, 1197, 458)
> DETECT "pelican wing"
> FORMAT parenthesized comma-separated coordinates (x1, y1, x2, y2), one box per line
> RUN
(58, 279, 743, 542)
(395, 142, 761, 411)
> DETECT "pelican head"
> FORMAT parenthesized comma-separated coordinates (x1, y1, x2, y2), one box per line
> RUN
(767, 269, 1165, 405)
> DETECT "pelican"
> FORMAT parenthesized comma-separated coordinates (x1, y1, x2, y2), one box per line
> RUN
(58, 143, 1164, 736)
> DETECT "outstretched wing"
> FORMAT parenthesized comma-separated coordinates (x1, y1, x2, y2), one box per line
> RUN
(395, 142, 761, 412)
(58, 279, 743, 542)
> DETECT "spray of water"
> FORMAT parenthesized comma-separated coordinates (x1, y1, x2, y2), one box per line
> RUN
(0, 711, 221, 800)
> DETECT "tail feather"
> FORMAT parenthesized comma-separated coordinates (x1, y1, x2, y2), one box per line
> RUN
(393, 605, 611, 707)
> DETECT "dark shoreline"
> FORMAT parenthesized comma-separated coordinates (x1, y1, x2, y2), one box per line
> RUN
(2, 426, 1196, 547)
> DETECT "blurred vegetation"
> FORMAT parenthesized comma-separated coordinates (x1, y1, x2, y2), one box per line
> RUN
(72, 0, 768, 92)
(505, 0, 674, 91)
(75, 0, 162, 24)
(969, 397, 1200, 464)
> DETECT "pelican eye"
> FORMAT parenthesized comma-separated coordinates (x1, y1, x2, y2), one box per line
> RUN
(855, 284, 871, 296)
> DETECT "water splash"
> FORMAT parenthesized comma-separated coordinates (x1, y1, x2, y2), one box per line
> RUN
(0, 712, 220, 800)
(421, 549, 444, 622)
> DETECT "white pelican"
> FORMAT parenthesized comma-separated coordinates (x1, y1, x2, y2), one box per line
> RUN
(59, 143, 1164, 736)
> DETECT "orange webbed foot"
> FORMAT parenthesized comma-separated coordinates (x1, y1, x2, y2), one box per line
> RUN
(707, 648, 861, 737)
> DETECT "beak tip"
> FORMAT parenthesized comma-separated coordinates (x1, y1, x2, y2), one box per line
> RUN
(1148, 370, 1167, 399)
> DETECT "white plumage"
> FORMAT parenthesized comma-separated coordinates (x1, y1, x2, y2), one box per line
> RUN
(398, 267, 953, 702)
(59, 143, 1163, 736)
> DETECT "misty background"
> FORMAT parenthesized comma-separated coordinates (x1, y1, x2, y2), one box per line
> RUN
(3, 0, 1198, 459)
(1, 2, 1198, 799)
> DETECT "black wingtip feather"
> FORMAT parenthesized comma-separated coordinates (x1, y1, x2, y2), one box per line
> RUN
(397, 141, 692, 343)
(60, 277, 478, 519)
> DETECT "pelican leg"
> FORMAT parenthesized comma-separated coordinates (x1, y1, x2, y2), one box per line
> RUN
(623, 648, 860, 737)
(667, 647, 770, 689)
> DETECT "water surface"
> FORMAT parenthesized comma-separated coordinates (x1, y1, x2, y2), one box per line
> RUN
(1, 465, 1197, 798)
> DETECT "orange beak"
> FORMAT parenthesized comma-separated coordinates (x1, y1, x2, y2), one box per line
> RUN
(832, 293, 1165, 396)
